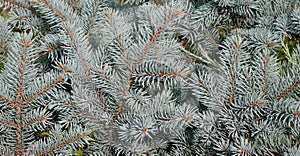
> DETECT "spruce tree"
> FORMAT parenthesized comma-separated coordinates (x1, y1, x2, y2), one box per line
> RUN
(0, 0, 299, 155)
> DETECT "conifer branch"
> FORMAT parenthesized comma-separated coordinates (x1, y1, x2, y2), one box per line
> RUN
(38, 0, 66, 21)
(0, 119, 17, 127)
(3, 0, 29, 8)
(21, 115, 48, 127)
(0, 0, 300, 155)
(276, 80, 300, 100)
(0, 95, 16, 107)
(134, 11, 184, 67)
(21, 77, 64, 105)
(35, 132, 89, 156)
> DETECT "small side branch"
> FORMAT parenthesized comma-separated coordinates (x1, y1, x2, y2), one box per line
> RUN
(52, 97, 104, 125)
(21, 77, 64, 105)
(0, 119, 16, 127)
(38, 0, 67, 21)
(248, 101, 267, 108)
(134, 11, 183, 67)
(0, 95, 16, 107)
(35, 132, 89, 156)
(114, 75, 132, 120)
(21, 115, 48, 128)
(276, 80, 300, 100)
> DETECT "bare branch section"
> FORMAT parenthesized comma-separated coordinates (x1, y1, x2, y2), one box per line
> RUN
(16, 106, 22, 156)
(229, 42, 240, 105)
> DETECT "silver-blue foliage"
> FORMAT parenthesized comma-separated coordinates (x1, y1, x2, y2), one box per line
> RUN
(0, 0, 299, 155)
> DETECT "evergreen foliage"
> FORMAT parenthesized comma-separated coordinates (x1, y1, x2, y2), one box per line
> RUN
(0, 0, 299, 155)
